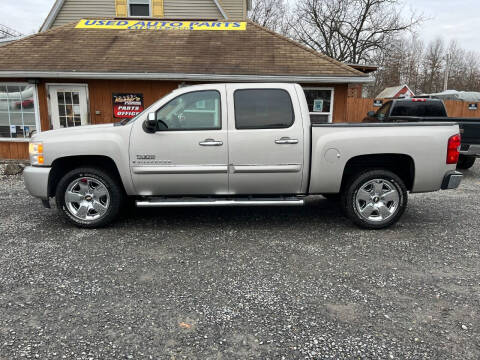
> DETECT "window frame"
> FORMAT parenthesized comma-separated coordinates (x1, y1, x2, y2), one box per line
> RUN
(154, 89, 222, 132)
(46, 83, 90, 130)
(233, 88, 295, 130)
(127, 0, 152, 17)
(0, 82, 41, 142)
(303, 86, 335, 123)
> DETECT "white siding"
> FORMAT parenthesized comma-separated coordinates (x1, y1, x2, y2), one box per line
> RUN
(220, 0, 246, 19)
(47, 0, 246, 28)
(51, 0, 116, 28)
(164, 0, 221, 19)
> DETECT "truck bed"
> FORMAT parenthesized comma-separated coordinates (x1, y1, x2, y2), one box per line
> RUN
(309, 122, 460, 194)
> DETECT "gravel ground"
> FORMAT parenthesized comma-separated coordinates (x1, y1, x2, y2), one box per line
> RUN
(0, 163, 479, 359)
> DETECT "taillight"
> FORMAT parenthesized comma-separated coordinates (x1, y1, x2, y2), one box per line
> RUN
(446, 134, 461, 164)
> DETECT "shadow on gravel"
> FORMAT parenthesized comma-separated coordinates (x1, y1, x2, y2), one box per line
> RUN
(459, 167, 479, 179)
(118, 197, 349, 231)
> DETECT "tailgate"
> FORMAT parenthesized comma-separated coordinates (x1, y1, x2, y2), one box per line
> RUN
(456, 118, 480, 145)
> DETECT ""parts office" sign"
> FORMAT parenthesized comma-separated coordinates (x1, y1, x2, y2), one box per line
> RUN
(113, 93, 144, 119)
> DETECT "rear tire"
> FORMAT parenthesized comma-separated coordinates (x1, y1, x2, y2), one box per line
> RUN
(55, 167, 124, 228)
(341, 169, 407, 230)
(457, 155, 476, 170)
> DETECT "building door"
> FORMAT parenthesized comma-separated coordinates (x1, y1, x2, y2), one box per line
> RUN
(226, 83, 305, 195)
(48, 85, 89, 129)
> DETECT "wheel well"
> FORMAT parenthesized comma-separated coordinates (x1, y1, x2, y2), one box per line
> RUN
(48, 155, 123, 197)
(341, 154, 415, 191)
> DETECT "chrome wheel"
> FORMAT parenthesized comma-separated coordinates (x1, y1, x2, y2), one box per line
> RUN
(64, 177, 110, 221)
(354, 178, 400, 222)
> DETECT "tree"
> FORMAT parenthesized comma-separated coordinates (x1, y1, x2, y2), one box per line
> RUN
(421, 38, 445, 93)
(367, 35, 425, 97)
(248, 0, 289, 34)
(248, 0, 480, 95)
(446, 41, 480, 91)
(290, 0, 422, 64)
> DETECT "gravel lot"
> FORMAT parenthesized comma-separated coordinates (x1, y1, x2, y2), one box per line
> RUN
(0, 163, 479, 359)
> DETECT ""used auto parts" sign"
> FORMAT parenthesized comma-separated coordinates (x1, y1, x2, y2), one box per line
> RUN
(76, 20, 247, 31)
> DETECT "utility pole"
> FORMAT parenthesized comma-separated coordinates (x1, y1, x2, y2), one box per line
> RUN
(443, 53, 450, 92)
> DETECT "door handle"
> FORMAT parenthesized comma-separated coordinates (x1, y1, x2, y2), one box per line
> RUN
(199, 138, 223, 146)
(275, 137, 299, 144)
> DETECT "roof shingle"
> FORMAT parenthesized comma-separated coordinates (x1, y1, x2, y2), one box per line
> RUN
(0, 20, 366, 79)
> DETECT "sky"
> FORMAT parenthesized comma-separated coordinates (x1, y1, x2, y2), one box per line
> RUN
(0, 0, 479, 52)
(402, 0, 480, 52)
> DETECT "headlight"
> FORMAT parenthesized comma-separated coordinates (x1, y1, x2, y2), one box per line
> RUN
(29, 142, 44, 165)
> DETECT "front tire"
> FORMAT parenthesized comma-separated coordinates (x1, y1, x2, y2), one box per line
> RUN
(55, 167, 124, 228)
(341, 169, 407, 229)
(457, 155, 476, 170)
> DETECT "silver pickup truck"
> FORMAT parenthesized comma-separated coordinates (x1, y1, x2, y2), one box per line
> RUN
(24, 83, 463, 229)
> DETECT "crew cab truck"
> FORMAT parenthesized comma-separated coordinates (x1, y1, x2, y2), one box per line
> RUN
(24, 83, 463, 229)
(364, 98, 480, 169)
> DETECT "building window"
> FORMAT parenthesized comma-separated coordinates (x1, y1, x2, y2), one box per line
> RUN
(128, 0, 151, 17)
(303, 87, 334, 123)
(0, 83, 39, 140)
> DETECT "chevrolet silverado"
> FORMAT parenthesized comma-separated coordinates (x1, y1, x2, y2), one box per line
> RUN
(24, 83, 463, 229)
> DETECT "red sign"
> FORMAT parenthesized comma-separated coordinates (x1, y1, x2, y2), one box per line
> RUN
(113, 93, 144, 118)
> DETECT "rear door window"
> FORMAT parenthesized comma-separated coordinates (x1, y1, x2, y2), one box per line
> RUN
(234, 89, 294, 129)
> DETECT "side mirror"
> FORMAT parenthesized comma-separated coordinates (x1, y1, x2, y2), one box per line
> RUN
(367, 111, 376, 117)
(143, 113, 157, 133)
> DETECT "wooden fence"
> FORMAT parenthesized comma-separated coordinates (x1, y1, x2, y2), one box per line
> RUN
(0, 141, 29, 160)
(346, 98, 480, 123)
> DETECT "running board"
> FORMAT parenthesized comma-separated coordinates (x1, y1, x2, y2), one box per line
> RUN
(136, 197, 304, 208)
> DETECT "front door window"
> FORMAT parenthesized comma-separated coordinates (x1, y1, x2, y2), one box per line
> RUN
(57, 91, 82, 128)
(155, 90, 221, 130)
(48, 85, 89, 129)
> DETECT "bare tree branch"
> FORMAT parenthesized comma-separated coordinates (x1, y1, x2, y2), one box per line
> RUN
(291, 0, 424, 64)
(248, 0, 289, 34)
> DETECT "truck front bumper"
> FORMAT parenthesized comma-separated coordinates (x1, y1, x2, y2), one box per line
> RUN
(441, 171, 463, 190)
(24, 166, 51, 200)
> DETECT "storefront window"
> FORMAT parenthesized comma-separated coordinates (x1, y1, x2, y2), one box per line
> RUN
(0, 83, 38, 139)
(303, 87, 334, 123)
